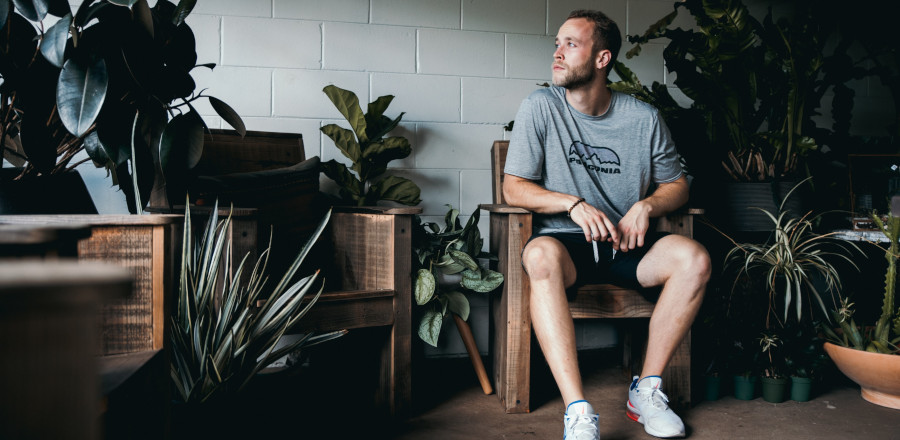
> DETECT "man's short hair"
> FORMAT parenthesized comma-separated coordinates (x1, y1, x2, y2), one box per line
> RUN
(566, 9, 622, 74)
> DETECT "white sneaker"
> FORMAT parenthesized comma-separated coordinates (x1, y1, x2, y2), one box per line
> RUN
(626, 376, 685, 438)
(564, 400, 600, 440)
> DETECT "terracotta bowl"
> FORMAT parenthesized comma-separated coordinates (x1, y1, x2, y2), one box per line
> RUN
(824, 342, 900, 410)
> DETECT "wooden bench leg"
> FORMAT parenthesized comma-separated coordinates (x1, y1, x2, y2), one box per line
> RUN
(491, 212, 532, 413)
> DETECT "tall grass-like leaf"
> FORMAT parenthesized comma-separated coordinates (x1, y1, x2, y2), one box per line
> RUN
(170, 205, 341, 403)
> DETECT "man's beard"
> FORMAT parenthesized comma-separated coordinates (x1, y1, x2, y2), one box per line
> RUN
(553, 56, 596, 89)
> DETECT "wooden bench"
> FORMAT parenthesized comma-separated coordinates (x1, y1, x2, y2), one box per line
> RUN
(481, 140, 696, 413)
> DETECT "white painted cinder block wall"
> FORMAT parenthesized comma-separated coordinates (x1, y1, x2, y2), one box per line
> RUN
(74, 0, 895, 355)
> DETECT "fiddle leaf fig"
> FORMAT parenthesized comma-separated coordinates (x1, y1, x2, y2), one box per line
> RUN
(323, 85, 368, 143)
(320, 85, 420, 206)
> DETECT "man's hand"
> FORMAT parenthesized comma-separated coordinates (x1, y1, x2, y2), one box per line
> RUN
(615, 200, 652, 252)
(569, 201, 618, 246)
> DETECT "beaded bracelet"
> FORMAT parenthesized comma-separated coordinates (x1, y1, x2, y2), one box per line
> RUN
(567, 198, 585, 217)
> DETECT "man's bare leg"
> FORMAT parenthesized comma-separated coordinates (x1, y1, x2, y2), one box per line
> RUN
(634, 234, 710, 378)
(522, 236, 584, 405)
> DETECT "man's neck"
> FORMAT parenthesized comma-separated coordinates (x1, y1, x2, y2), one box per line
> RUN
(564, 81, 612, 116)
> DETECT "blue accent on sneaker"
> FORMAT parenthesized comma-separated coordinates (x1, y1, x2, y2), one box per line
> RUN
(567, 400, 590, 412)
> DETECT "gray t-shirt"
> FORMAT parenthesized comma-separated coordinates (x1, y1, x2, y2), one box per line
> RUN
(504, 86, 683, 233)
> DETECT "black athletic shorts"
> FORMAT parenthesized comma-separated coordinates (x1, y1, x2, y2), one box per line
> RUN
(523, 230, 670, 302)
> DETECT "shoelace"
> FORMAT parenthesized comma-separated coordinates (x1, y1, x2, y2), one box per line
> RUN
(639, 387, 670, 410)
(565, 414, 599, 440)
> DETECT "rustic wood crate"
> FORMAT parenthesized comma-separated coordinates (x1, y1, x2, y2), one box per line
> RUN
(0, 214, 182, 355)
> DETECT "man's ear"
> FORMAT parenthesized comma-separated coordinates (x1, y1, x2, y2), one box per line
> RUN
(595, 49, 612, 71)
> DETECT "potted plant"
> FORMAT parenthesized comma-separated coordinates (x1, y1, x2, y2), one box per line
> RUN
(319, 85, 420, 207)
(1, 0, 245, 214)
(723, 180, 861, 328)
(610, 0, 869, 230)
(782, 321, 827, 402)
(758, 332, 789, 403)
(823, 212, 900, 409)
(169, 201, 345, 435)
(412, 205, 503, 393)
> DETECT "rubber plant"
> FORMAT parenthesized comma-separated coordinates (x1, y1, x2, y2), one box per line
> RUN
(412, 205, 503, 347)
(170, 202, 345, 403)
(319, 85, 421, 207)
(0, 0, 245, 213)
(825, 212, 900, 354)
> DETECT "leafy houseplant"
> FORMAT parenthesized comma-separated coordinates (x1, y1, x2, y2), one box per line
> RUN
(825, 213, 900, 354)
(170, 202, 344, 404)
(1, 0, 245, 214)
(412, 205, 503, 347)
(319, 85, 420, 207)
(611, 0, 866, 188)
(723, 180, 861, 328)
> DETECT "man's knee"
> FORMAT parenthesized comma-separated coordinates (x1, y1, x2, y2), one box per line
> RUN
(522, 238, 569, 282)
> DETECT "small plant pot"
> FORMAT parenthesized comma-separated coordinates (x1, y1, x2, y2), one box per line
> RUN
(704, 374, 722, 401)
(733, 375, 757, 400)
(760, 376, 789, 403)
(790, 376, 813, 402)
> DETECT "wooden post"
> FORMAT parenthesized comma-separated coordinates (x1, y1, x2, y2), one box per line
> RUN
(454, 313, 492, 394)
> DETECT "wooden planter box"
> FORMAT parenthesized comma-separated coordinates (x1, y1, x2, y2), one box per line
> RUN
(0, 214, 182, 355)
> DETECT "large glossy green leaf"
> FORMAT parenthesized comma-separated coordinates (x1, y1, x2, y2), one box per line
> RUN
(171, 0, 196, 26)
(448, 249, 478, 271)
(418, 309, 442, 347)
(321, 124, 361, 162)
(320, 160, 362, 198)
(363, 136, 410, 161)
(208, 96, 246, 137)
(368, 175, 421, 206)
(134, 0, 153, 38)
(323, 85, 368, 143)
(0, 2, 9, 30)
(107, 0, 138, 7)
(57, 57, 108, 137)
(12, 0, 48, 22)
(159, 109, 204, 170)
(40, 13, 71, 68)
(83, 130, 109, 166)
(414, 269, 435, 305)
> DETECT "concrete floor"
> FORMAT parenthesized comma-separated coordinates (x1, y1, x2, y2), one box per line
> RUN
(390, 355, 900, 440)
(230, 333, 900, 439)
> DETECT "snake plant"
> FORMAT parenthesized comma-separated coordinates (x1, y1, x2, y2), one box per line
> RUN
(170, 202, 345, 403)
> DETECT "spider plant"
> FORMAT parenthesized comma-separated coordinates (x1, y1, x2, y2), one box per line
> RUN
(170, 202, 345, 403)
(724, 180, 861, 328)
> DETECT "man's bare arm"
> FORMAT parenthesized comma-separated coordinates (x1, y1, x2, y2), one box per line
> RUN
(616, 175, 689, 251)
(503, 174, 618, 244)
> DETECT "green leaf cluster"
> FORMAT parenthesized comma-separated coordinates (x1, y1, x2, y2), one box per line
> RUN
(825, 213, 900, 355)
(724, 179, 862, 328)
(610, 0, 870, 184)
(412, 205, 503, 347)
(170, 202, 344, 403)
(0, 0, 245, 213)
(320, 85, 421, 207)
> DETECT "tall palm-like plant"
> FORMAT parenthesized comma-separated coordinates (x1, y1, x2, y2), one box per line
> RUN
(170, 203, 344, 403)
(724, 181, 861, 328)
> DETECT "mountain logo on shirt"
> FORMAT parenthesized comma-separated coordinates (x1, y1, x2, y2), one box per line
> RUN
(568, 140, 620, 165)
(568, 141, 621, 174)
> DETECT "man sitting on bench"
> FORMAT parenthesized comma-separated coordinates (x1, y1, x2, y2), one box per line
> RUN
(502, 9, 710, 440)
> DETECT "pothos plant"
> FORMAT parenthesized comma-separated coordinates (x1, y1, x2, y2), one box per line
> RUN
(0, 0, 245, 213)
(413, 205, 503, 347)
(320, 85, 420, 207)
